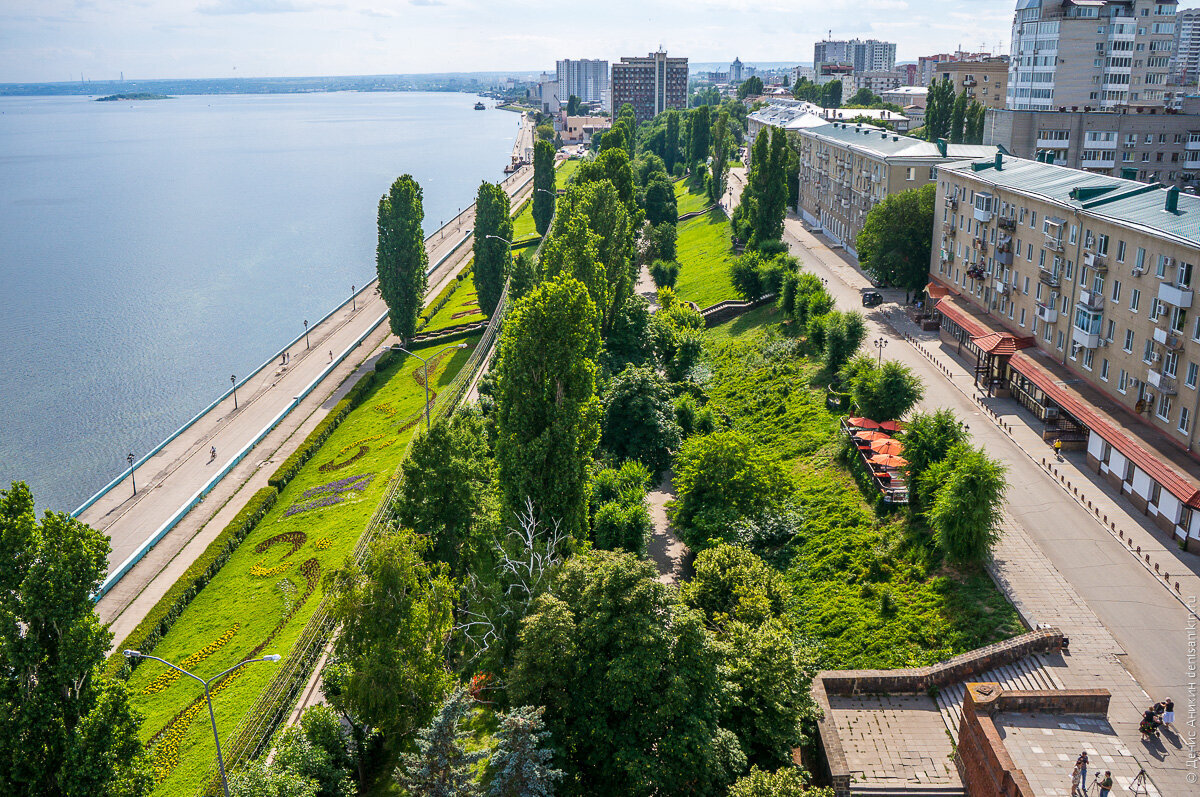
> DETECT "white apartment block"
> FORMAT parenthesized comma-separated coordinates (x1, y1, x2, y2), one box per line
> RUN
(1008, 0, 1179, 111)
(1173, 8, 1200, 83)
(556, 59, 609, 105)
(815, 39, 897, 73)
(930, 154, 1200, 544)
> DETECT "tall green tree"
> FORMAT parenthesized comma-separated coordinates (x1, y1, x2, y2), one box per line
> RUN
(923, 79, 954, 142)
(689, 105, 712, 168)
(900, 409, 969, 508)
(566, 95, 582, 116)
(600, 365, 681, 475)
(822, 310, 867, 374)
(923, 445, 1007, 566)
(574, 148, 639, 221)
(822, 79, 843, 109)
(856, 183, 937, 293)
(485, 706, 563, 797)
(495, 277, 602, 537)
(395, 689, 483, 797)
(324, 528, 455, 768)
(736, 76, 764, 100)
(949, 91, 968, 144)
(532, 139, 556, 236)
(709, 110, 731, 202)
(377, 175, 429, 341)
(509, 550, 726, 797)
(664, 109, 681, 174)
(848, 359, 925, 421)
(0, 482, 152, 797)
(965, 100, 987, 144)
(474, 181, 514, 317)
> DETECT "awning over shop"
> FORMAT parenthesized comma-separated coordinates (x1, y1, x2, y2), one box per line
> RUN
(934, 296, 992, 338)
(972, 332, 1035, 357)
(925, 282, 950, 300)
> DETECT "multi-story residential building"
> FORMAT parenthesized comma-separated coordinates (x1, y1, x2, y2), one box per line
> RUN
(1007, 0, 1179, 111)
(815, 38, 897, 74)
(854, 69, 904, 94)
(1173, 8, 1200, 83)
(929, 154, 1200, 545)
(918, 51, 993, 86)
(790, 120, 997, 256)
(536, 72, 560, 115)
(881, 85, 929, 107)
(984, 102, 1200, 187)
(610, 50, 688, 121)
(935, 57, 1010, 109)
(556, 59, 608, 105)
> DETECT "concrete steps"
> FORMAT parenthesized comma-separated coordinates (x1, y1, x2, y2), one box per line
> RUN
(934, 654, 1065, 739)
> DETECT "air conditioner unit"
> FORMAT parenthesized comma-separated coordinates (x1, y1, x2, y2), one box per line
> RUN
(1150, 352, 1161, 362)
(1132, 266, 1145, 276)
(1163, 256, 1175, 268)
(1043, 406, 1060, 420)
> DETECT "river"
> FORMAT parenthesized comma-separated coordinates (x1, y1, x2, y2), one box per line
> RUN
(0, 91, 519, 512)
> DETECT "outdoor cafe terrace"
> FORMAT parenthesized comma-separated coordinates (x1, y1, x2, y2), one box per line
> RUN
(842, 416, 909, 505)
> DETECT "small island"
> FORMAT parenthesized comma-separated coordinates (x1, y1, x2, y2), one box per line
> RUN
(96, 93, 172, 101)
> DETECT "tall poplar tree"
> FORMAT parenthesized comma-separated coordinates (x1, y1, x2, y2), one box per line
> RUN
(377, 175, 428, 341)
(532, 140, 556, 236)
(473, 181, 514, 317)
(664, 110, 680, 174)
(709, 110, 730, 202)
(949, 92, 968, 144)
(689, 105, 711, 168)
(494, 276, 601, 537)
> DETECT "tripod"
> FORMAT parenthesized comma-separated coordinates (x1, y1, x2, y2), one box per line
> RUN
(1129, 766, 1151, 796)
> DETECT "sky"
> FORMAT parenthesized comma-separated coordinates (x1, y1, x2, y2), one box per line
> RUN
(0, 0, 1013, 84)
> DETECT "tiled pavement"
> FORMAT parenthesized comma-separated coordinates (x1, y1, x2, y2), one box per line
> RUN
(829, 694, 961, 790)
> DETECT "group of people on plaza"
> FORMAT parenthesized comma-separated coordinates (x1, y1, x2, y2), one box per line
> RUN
(1071, 752, 1113, 796)
(1138, 697, 1175, 741)
(1068, 698, 1174, 795)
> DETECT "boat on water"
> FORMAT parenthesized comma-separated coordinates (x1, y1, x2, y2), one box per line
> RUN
(474, 101, 486, 110)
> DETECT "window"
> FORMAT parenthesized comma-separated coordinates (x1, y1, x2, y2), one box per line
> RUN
(906, 167, 916, 180)
(1024, 276, 1030, 294)
(1130, 288, 1141, 313)
(1097, 234, 1109, 255)
(1110, 280, 1121, 302)
(1117, 240, 1126, 262)
(1124, 328, 1135, 352)
(1101, 358, 1110, 380)
(1030, 211, 1038, 229)
(1186, 361, 1198, 389)
(1136, 247, 1146, 273)
(1156, 393, 1172, 422)
(1106, 319, 1115, 341)
(1020, 307, 1027, 327)
(1118, 368, 1128, 393)
(1181, 407, 1192, 435)
(1069, 224, 1078, 245)
(1083, 348, 1095, 369)
(1143, 338, 1154, 363)
(1157, 254, 1168, 278)
(1057, 330, 1065, 351)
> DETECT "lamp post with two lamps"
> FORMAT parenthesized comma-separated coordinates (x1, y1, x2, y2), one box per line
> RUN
(392, 342, 470, 431)
(127, 452, 136, 496)
(122, 650, 282, 797)
(303, 319, 310, 350)
(874, 336, 889, 365)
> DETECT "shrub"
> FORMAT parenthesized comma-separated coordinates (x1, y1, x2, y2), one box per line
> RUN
(822, 310, 866, 374)
(674, 394, 719, 438)
(649, 259, 680, 289)
(106, 486, 278, 678)
(651, 222, 678, 262)
(924, 444, 1007, 566)
(849, 360, 925, 421)
(600, 365, 681, 474)
(901, 409, 968, 507)
(593, 499, 652, 555)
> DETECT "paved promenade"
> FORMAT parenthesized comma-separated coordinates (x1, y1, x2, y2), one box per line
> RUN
(778, 217, 1197, 792)
(96, 166, 532, 640)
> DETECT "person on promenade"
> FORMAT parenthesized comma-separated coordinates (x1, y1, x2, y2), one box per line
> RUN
(329, 350, 333, 362)
(1076, 751, 1088, 785)
(1162, 697, 1175, 731)
(210, 446, 216, 461)
(1097, 771, 1112, 797)
(1071, 761, 1084, 796)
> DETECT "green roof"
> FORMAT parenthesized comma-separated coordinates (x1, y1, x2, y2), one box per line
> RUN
(942, 156, 1200, 248)
(805, 122, 999, 161)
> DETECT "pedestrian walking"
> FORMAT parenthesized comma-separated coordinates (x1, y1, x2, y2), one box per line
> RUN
(329, 350, 333, 362)
(280, 352, 285, 366)
(1076, 751, 1088, 786)
(1162, 697, 1175, 730)
(1071, 761, 1083, 796)
(1097, 771, 1112, 797)
(210, 446, 216, 461)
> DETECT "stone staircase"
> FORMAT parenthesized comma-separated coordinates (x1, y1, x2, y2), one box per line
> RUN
(933, 653, 1066, 738)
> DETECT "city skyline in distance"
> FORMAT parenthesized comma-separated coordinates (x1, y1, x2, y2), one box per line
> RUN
(2, 0, 1011, 85)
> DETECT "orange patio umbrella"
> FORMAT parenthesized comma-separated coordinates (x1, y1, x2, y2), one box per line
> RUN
(846, 416, 881, 430)
(879, 420, 905, 432)
(870, 453, 908, 469)
(869, 438, 904, 456)
(854, 430, 891, 442)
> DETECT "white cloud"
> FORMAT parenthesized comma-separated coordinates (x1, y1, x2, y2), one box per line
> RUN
(195, 0, 338, 14)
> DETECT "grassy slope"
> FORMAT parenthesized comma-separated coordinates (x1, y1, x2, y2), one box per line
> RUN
(510, 158, 581, 243)
(674, 179, 711, 216)
(132, 338, 478, 797)
(424, 269, 485, 332)
(674, 207, 738, 309)
(699, 310, 1023, 670)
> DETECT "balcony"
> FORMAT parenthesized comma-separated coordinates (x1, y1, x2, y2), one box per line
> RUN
(1158, 281, 1194, 308)
(1036, 137, 1069, 149)
(1081, 155, 1117, 168)
(944, 224, 957, 237)
(944, 196, 958, 209)
(994, 279, 1009, 295)
(1044, 236, 1065, 252)
(1083, 251, 1107, 273)
(974, 205, 993, 223)
(1039, 268, 1061, 287)
(966, 266, 987, 282)
(1186, 137, 1200, 151)
(1077, 289, 1105, 310)
(1146, 368, 1178, 395)
(1152, 326, 1183, 349)
(995, 248, 1013, 265)
(973, 237, 988, 254)
(999, 216, 1016, 231)
(1072, 326, 1100, 349)
(1036, 303, 1059, 323)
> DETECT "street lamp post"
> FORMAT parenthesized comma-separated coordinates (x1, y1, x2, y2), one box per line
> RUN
(874, 336, 889, 365)
(230, 374, 238, 410)
(127, 452, 136, 496)
(351, 285, 356, 312)
(485, 234, 513, 246)
(393, 343, 470, 431)
(303, 319, 310, 350)
(123, 650, 281, 797)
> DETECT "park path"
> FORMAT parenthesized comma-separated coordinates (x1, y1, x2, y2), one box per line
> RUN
(97, 167, 533, 643)
(645, 471, 691, 586)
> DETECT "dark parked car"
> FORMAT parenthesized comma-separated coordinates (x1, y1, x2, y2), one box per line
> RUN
(861, 290, 883, 308)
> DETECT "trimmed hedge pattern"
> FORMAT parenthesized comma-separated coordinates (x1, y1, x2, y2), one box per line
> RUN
(105, 487, 279, 679)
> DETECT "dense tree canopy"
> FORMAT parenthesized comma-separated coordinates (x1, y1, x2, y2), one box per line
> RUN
(923, 445, 1007, 565)
(473, 181, 515, 317)
(532, 139, 556, 236)
(900, 409, 969, 508)
(856, 183, 937, 293)
(377, 175, 429, 341)
(736, 76, 764, 100)
(600, 365, 681, 475)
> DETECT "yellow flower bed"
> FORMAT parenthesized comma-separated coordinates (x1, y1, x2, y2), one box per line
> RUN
(141, 624, 241, 696)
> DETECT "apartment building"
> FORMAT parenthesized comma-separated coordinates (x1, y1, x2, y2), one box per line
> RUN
(815, 38, 897, 74)
(610, 50, 688, 121)
(929, 154, 1200, 544)
(918, 51, 994, 86)
(1174, 7, 1200, 83)
(935, 57, 1010, 109)
(854, 69, 904, 94)
(984, 102, 1200, 187)
(556, 59, 609, 105)
(1008, 0, 1179, 111)
(790, 121, 997, 256)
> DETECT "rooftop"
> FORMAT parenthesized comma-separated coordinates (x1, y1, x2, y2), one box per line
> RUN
(941, 155, 1200, 248)
(804, 122, 998, 161)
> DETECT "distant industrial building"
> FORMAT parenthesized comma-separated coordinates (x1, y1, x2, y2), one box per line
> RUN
(1007, 0, 1178, 111)
(984, 102, 1200, 188)
(556, 59, 608, 105)
(934, 57, 1009, 110)
(1174, 8, 1200, 85)
(610, 50, 688, 121)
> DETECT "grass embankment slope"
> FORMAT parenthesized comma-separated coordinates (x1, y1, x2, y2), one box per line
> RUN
(423, 269, 485, 332)
(511, 157, 580, 243)
(700, 307, 1022, 669)
(674, 178, 712, 216)
(674, 205, 738, 309)
(127, 338, 477, 797)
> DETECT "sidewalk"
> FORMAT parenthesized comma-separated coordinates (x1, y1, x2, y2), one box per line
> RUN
(97, 167, 532, 635)
(781, 215, 1197, 792)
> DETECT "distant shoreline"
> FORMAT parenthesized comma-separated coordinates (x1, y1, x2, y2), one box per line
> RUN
(96, 93, 171, 102)
(0, 74, 534, 98)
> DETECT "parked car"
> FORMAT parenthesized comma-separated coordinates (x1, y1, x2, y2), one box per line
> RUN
(861, 290, 883, 308)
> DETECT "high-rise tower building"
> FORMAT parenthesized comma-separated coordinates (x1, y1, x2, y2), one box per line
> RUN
(610, 50, 688, 121)
(556, 59, 609, 105)
(814, 39, 897, 73)
(1173, 8, 1200, 85)
(1007, 0, 1178, 111)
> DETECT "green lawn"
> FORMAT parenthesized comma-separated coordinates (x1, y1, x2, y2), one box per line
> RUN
(127, 338, 478, 797)
(674, 208, 739, 309)
(699, 313, 1023, 670)
(674, 179, 712, 216)
(556, 157, 580, 188)
(511, 199, 537, 243)
(424, 268, 485, 332)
